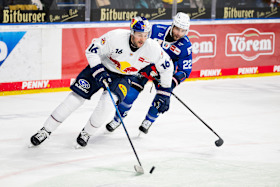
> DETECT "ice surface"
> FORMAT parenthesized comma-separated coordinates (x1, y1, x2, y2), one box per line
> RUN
(0, 76, 280, 187)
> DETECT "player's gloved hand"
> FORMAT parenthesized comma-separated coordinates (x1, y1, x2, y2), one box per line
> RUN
(139, 64, 158, 80)
(171, 71, 187, 89)
(153, 88, 172, 113)
(91, 64, 112, 88)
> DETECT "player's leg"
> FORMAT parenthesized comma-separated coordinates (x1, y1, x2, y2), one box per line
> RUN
(106, 86, 140, 132)
(30, 92, 86, 146)
(139, 104, 159, 134)
(105, 76, 148, 132)
(76, 74, 131, 147)
(30, 66, 100, 146)
(139, 71, 184, 134)
(139, 83, 171, 134)
(76, 90, 117, 147)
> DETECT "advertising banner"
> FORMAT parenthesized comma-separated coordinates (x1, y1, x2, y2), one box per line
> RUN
(0, 79, 71, 92)
(0, 30, 42, 82)
(0, 29, 62, 83)
(1, 8, 85, 23)
(0, 31, 26, 67)
(216, 7, 280, 19)
(61, 22, 280, 79)
(1, 21, 280, 94)
(90, 8, 211, 21)
(189, 23, 279, 78)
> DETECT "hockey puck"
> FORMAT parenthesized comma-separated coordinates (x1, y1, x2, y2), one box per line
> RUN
(149, 166, 155, 174)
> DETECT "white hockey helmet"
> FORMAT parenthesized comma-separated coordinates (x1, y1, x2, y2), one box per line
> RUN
(172, 12, 190, 32)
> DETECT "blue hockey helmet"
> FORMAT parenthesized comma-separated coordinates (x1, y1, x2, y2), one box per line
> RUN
(130, 16, 151, 35)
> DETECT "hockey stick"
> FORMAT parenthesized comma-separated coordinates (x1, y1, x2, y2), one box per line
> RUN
(103, 80, 144, 174)
(137, 73, 224, 147)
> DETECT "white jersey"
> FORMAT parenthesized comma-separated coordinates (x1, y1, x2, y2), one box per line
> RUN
(85, 29, 173, 88)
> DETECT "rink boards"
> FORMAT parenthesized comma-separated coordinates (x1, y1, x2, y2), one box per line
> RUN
(0, 19, 280, 94)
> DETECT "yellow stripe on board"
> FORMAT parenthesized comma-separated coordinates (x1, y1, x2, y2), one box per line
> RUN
(186, 72, 280, 82)
(0, 87, 71, 96)
(1, 72, 280, 96)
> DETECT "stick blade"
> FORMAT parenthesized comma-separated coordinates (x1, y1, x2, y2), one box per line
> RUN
(215, 138, 224, 147)
(134, 165, 144, 174)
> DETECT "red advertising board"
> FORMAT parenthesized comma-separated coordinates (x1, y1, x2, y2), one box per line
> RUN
(61, 22, 280, 79)
(188, 23, 279, 78)
(2, 22, 279, 94)
(0, 79, 72, 92)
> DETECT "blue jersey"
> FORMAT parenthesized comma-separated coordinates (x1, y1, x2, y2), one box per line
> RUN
(150, 24, 192, 79)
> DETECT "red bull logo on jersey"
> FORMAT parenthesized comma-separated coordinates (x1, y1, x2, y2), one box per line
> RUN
(188, 30, 216, 63)
(101, 37, 106, 45)
(226, 28, 275, 61)
(109, 56, 138, 74)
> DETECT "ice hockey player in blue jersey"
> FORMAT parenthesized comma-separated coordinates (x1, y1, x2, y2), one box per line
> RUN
(106, 12, 193, 134)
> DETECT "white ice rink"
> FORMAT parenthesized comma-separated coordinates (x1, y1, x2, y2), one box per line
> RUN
(0, 76, 280, 187)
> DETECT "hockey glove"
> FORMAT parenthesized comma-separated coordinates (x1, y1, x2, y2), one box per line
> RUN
(139, 64, 158, 80)
(91, 64, 112, 88)
(153, 88, 172, 113)
(171, 71, 187, 89)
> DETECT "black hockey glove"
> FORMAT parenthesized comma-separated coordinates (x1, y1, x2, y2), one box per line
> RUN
(171, 71, 187, 89)
(153, 88, 172, 113)
(91, 64, 112, 88)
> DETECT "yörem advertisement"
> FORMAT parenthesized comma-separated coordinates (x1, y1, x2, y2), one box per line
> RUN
(61, 22, 280, 79)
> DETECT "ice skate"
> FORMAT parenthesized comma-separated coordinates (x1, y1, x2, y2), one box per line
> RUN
(139, 120, 153, 134)
(105, 119, 121, 132)
(76, 129, 91, 148)
(29, 127, 51, 147)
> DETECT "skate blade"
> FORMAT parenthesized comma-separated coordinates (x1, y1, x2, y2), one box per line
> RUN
(28, 143, 37, 148)
(74, 144, 85, 149)
(138, 131, 144, 138)
(104, 129, 112, 135)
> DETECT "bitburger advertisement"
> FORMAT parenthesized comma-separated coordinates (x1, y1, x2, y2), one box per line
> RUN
(1, 6, 85, 23)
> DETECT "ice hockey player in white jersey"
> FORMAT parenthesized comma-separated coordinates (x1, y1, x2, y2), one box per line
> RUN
(106, 12, 193, 134)
(29, 16, 173, 147)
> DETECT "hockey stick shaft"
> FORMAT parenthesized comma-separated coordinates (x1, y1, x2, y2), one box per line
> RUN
(103, 81, 143, 168)
(171, 92, 222, 139)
